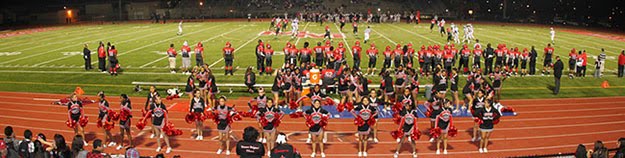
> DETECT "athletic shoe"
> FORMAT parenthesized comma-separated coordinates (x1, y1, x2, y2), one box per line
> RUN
(216, 149, 222, 155)
(413, 152, 417, 158)
(108, 142, 116, 147)
(358, 152, 362, 157)
(471, 137, 476, 142)
(484, 148, 488, 153)
(374, 138, 379, 143)
(262, 138, 266, 143)
(171, 71, 176, 74)
(257, 138, 262, 142)
(394, 152, 399, 158)
(160, 133, 164, 138)
(199, 136, 203, 140)
(321, 153, 326, 158)
(150, 134, 155, 139)
(226, 151, 230, 155)
(156, 147, 161, 152)
(323, 138, 327, 143)
(165, 147, 172, 154)
(429, 138, 435, 142)
(396, 138, 401, 143)
(267, 151, 271, 157)
(453, 109, 460, 113)
(436, 149, 440, 155)
(311, 153, 316, 158)
(84, 141, 88, 146)
(306, 138, 311, 144)
(479, 148, 483, 153)
(116, 145, 123, 150)
(443, 149, 448, 154)
(363, 152, 367, 157)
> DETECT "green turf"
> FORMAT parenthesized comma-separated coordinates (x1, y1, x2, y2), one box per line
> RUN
(0, 21, 624, 99)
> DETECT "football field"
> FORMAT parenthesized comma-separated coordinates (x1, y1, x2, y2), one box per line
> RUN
(0, 20, 624, 98)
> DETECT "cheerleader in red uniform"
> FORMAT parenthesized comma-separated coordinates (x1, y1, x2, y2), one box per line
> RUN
(205, 67, 219, 107)
(470, 90, 486, 142)
(212, 96, 239, 155)
(305, 99, 329, 158)
(248, 88, 268, 141)
(408, 68, 419, 106)
(392, 103, 419, 158)
(151, 96, 172, 153)
(350, 97, 377, 157)
(368, 89, 383, 143)
(189, 90, 206, 140)
(474, 99, 501, 153)
(66, 93, 88, 146)
(426, 91, 448, 142)
(143, 86, 159, 139)
(433, 109, 456, 155)
(116, 94, 133, 150)
(394, 65, 408, 99)
(96, 92, 116, 147)
(489, 66, 508, 103)
(257, 98, 283, 156)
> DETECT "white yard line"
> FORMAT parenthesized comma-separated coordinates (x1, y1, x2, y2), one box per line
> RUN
(0, 27, 96, 49)
(89, 23, 228, 66)
(293, 22, 310, 46)
(332, 22, 353, 57)
(388, 24, 439, 44)
(139, 25, 242, 68)
(208, 32, 260, 68)
(0, 27, 132, 64)
(370, 26, 397, 45)
(33, 26, 168, 67)
(504, 28, 622, 56)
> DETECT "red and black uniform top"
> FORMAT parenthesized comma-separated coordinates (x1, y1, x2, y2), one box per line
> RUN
(213, 104, 235, 130)
(167, 47, 177, 58)
(395, 70, 407, 87)
(98, 99, 110, 120)
(300, 47, 312, 63)
(380, 74, 394, 93)
(67, 100, 83, 121)
(181, 45, 191, 58)
(144, 91, 159, 111)
(314, 45, 324, 60)
(367, 47, 378, 59)
(544, 46, 554, 60)
(98, 45, 106, 58)
(399, 108, 419, 132)
(474, 106, 501, 130)
(352, 45, 362, 60)
(249, 95, 268, 110)
(150, 102, 167, 126)
(223, 46, 235, 59)
(304, 107, 329, 132)
(471, 96, 486, 117)
(258, 106, 282, 130)
(353, 103, 377, 131)
(190, 97, 206, 113)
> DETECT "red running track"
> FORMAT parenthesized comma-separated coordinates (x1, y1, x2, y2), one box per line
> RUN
(1, 91, 624, 158)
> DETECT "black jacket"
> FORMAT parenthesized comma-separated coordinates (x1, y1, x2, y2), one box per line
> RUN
(236, 141, 265, 158)
(83, 48, 91, 60)
(554, 59, 564, 78)
(530, 49, 538, 62)
(270, 144, 300, 158)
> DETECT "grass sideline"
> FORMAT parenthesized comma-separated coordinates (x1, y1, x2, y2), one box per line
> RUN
(0, 21, 624, 99)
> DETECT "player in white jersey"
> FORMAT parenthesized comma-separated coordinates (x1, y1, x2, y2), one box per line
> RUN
(467, 24, 476, 43)
(452, 23, 460, 44)
(291, 18, 299, 38)
(177, 20, 183, 36)
(364, 26, 371, 44)
(550, 27, 555, 44)
(463, 25, 470, 44)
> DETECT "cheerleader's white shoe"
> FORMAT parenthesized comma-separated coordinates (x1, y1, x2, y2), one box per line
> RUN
(116, 145, 123, 150)
(412, 152, 417, 158)
(443, 149, 448, 154)
(396, 138, 401, 143)
(479, 148, 484, 153)
(262, 138, 267, 143)
(394, 152, 399, 158)
(311, 153, 316, 157)
(306, 138, 311, 144)
(429, 138, 435, 142)
(83, 141, 88, 146)
(374, 138, 379, 143)
(216, 149, 222, 155)
(150, 134, 155, 139)
(156, 147, 161, 152)
(165, 147, 172, 154)
(363, 152, 367, 157)
(321, 152, 326, 158)
(358, 152, 362, 157)
(226, 150, 230, 155)
(323, 138, 327, 143)
(484, 148, 488, 153)
(436, 149, 440, 155)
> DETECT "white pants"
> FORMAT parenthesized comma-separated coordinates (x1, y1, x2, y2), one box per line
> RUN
(168, 57, 176, 69)
(364, 33, 370, 41)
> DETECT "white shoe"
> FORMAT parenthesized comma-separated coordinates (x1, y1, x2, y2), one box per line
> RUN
(226, 151, 230, 155)
(150, 134, 155, 139)
(374, 138, 379, 143)
(116, 145, 123, 150)
(321, 153, 326, 158)
(453, 109, 460, 113)
(479, 148, 483, 153)
(160, 133, 164, 138)
(412, 152, 417, 158)
(216, 149, 222, 155)
(306, 138, 311, 144)
(443, 149, 448, 154)
(396, 138, 401, 143)
(84, 141, 88, 146)
(471, 137, 476, 142)
(323, 138, 327, 143)
(394, 152, 399, 158)
(484, 148, 488, 153)
(257, 138, 262, 142)
(358, 152, 362, 157)
(429, 138, 435, 142)
(166, 147, 172, 154)
(156, 147, 162, 152)
(436, 149, 440, 155)
(108, 142, 116, 147)
(195, 136, 200, 140)
(199, 136, 203, 140)
(171, 71, 176, 74)
(311, 153, 316, 158)
(268, 151, 271, 157)
(363, 152, 367, 157)
(102, 144, 107, 148)
(262, 138, 267, 143)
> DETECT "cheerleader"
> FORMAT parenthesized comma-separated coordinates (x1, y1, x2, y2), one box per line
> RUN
(282, 68, 294, 104)
(392, 103, 419, 158)
(355, 72, 369, 101)
(189, 90, 206, 140)
(305, 99, 329, 158)
(144, 85, 159, 139)
(408, 68, 420, 105)
(474, 99, 501, 153)
(205, 67, 219, 107)
(449, 68, 461, 113)
(426, 92, 449, 142)
(368, 89, 383, 143)
(97, 92, 116, 147)
(185, 68, 197, 101)
(249, 88, 268, 142)
(151, 96, 172, 153)
(462, 77, 478, 113)
(292, 68, 303, 102)
(213, 96, 237, 155)
(433, 68, 448, 94)
(380, 70, 394, 109)
(271, 70, 283, 104)
(348, 69, 361, 102)
(434, 109, 454, 155)
(257, 98, 283, 156)
(470, 90, 486, 142)
(394, 65, 408, 99)
(338, 68, 351, 106)
(350, 97, 377, 157)
(196, 66, 208, 98)
(66, 93, 88, 146)
(116, 94, 133, 150)
(489, 66, 508, 103)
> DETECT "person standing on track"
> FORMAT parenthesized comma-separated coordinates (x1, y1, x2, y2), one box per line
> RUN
(116, 94, 133, 150)
(96, 92, 116, 148)
(167, 44, 177, 74)
(553, 56, 564, 95)
(474, 99, 501, 153)
(83, 44, 92, 70)
(97, 42, 107, 73)
(189, 90, 206, 140)
(350, 97, 377, 157)
(257, 98, 283, 157)
(66, 93, 88, 146)
(150, 96, 172, 154)
(212, 96, 238, 156)
(223, 42, 235, 76)
(392, 103, 419, 158)
(304, 99, 329, 158)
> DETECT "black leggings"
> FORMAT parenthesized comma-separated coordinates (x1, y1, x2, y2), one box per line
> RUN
(225, 58, 233, 67)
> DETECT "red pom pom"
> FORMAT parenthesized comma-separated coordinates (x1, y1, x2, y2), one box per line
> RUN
(288, 101, 298, 110)
(392, 102, 403, 113)
(410, 129, 421, 140)
(109, 110, 119, 121)
(239, 111, 255, 118)
(391, 130, 404, 140)
(429, 127, 442, 138)
(79, 116, 89, 127)
(354, 116, 365, 126)
(136, 121, 146, 130)
(163, 122, 183, 136)
(337, 103, 345, 113)
(185, 113, 195, 124)
(502, 106, 515, 113)
(96, 119, 103, 128)
(66, 120, 76, 128)
(274, 114, 283, 127)
(289, 111, 304, 118)
(493, 119, 500, 125)
(305, 116, 315, 128)
(392, 115, 402, 125)
(473, 117, 480, 123)
(425, 111, 432, 118)
(345, 102, 354, 112)
(367, 118, 376, 126)
(324, 98, 335, 106)
(142, 109, 151, 119)
(203, 111, 215, 120)
(448, 126, 458, 137)
(259, 117, 269, 127)
(231, 113, 243, 121)
(319, 115, 329, 129)
(103, 121, 114, 130)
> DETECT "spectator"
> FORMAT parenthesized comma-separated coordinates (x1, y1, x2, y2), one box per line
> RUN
(615, 137, 625, 158)
(3, 126, 19, 158)
(33, 133, 49, 158)
(125, 146, 140, 158)
(0, 140, 6, 158)
(553, 56, 563, 95)
(270, 133, 300, 158)
(36, 134, 71, 158)
(71, 135, 88, 158)
(235, 126, 265, 158)
(17, 130, 34, 157)
(575, 144, 588, 158)
(589, 141, 608, 158)
(244, 66, 257, 93)
(87, 139, 108, 158)
(618, 50, 625, 78)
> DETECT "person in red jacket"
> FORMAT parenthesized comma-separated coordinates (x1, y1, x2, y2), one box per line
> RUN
(97, 42, 107, 72)
(352, 41, 363, 69)
(618, 50, 625, 78)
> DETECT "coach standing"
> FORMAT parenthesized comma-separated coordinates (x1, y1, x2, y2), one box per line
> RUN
(618, 50, 625, 78)
(529, 46, 538, 75)
(83, 44, 92, 70)
(484, 43, 494, 75)
(553, 56, 563, 95)
(97, 42, 107, 73)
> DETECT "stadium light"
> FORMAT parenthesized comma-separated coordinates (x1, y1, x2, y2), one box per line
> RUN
(67, 10, 72, 18)
(63, 6, 67, 10)
(199, 2, 203, 6)
(377, 8, 381, 12)
(468, 9, 474, 15)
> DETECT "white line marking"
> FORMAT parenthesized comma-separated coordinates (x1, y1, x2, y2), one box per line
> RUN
(388, 24, 439, 44)
(332, 22, 353, 57)
(293, 22, 310, 46)
(139, 56, 168, 68)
